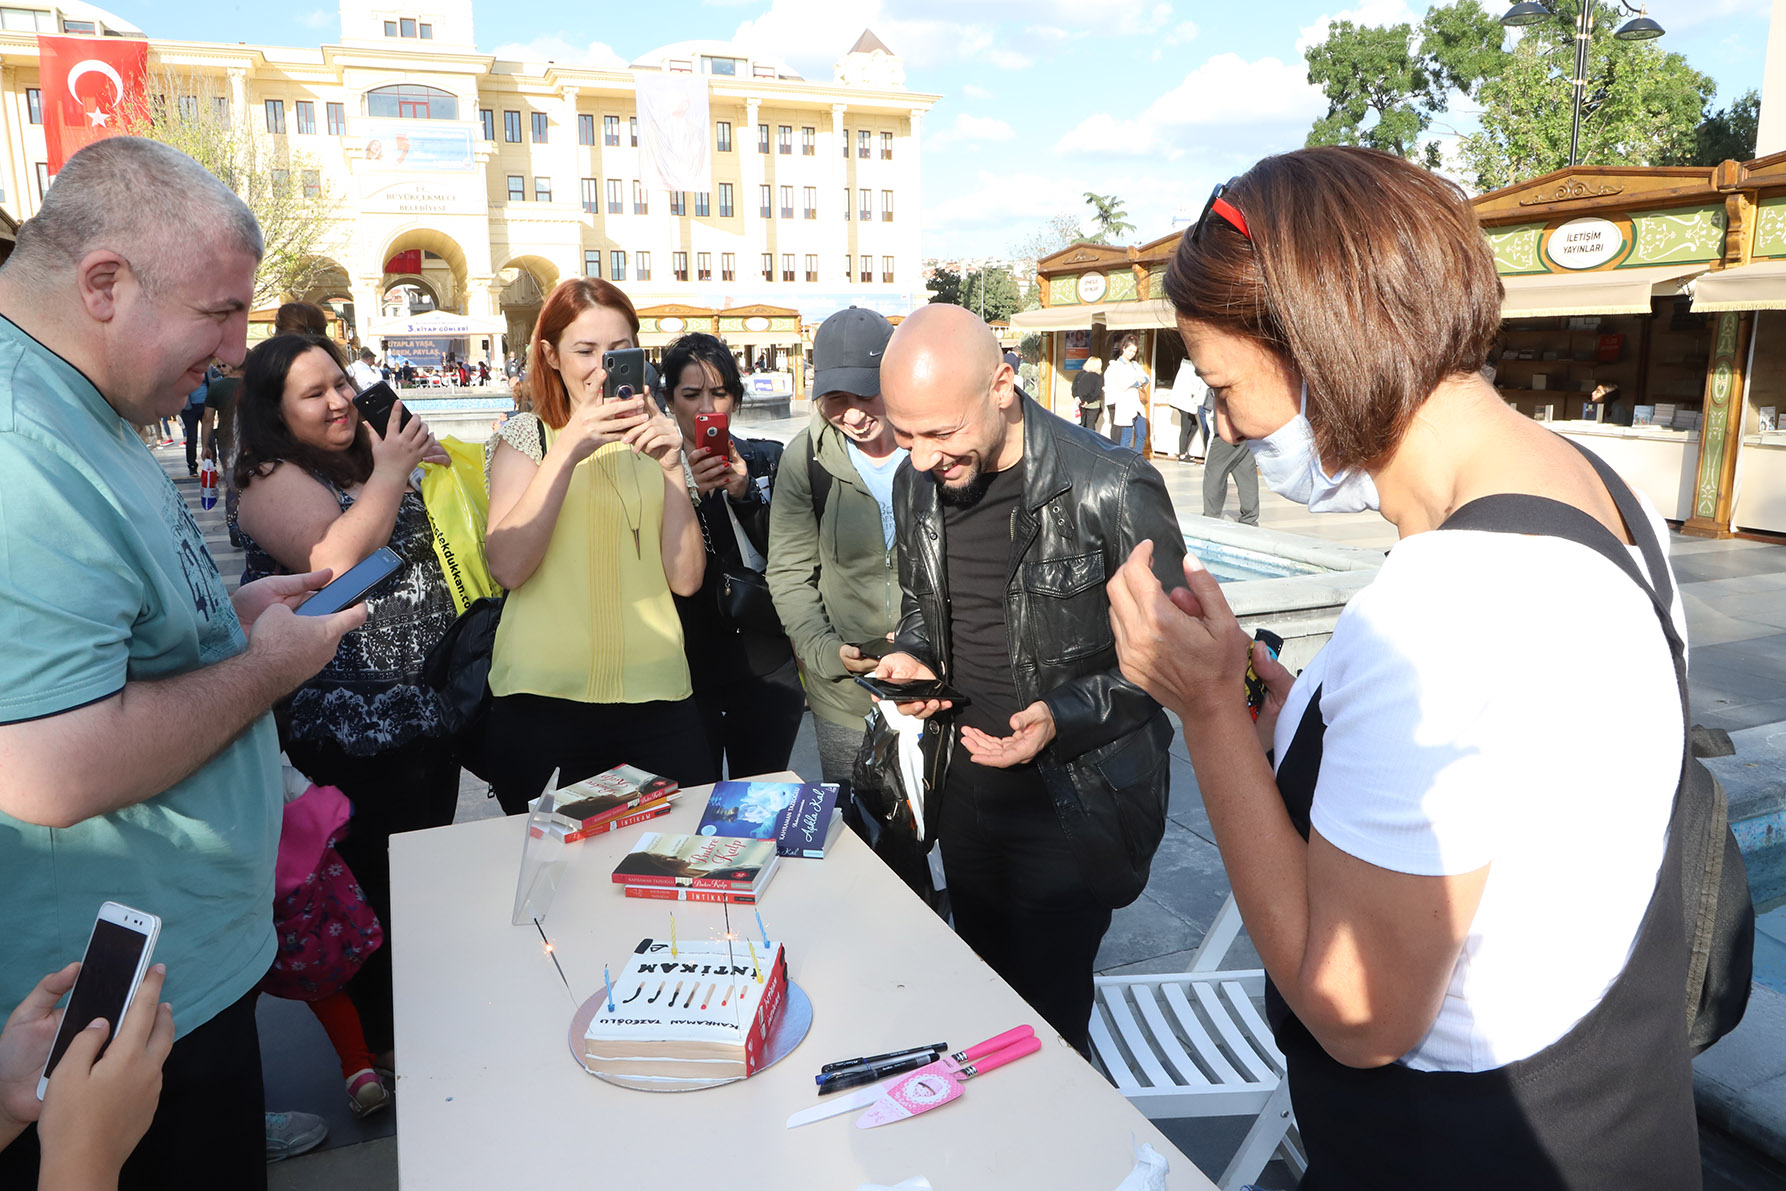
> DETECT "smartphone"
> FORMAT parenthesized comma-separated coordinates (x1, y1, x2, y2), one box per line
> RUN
(693, 411, 730, 460)
(602, 347, 646, 404)
(350, 379, 413, 438)
(296, 547, 403, 617)
(850, 638, 897, 660)
(853, 675, 968, 705)
(1244, 629, 1285, 722)
(38, 902, 160, 1099)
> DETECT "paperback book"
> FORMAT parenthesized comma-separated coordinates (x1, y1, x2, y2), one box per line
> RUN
(696, 780, 844, 858)
(532, 764, 680, 838)
(611, 832, 779, 894)
(622, 884, 763, 905)
(773, 782, 843, 859)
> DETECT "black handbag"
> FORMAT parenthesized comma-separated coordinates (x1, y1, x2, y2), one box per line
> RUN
(421, 594, 504, 781)
(849, 707, 951, 918)
(694, 494, 784, 637)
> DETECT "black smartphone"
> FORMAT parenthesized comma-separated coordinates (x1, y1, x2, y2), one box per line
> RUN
(1245, 629, 1285, 721)
(850, 638, 897, 660)
(296, 547, 403, 617)
(351, 380, 413, 437)
(853, 675, 968, 705)
(602, 347, 647, 404)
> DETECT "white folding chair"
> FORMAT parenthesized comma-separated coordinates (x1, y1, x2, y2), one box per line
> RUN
(1091, 894, 1306, 1190)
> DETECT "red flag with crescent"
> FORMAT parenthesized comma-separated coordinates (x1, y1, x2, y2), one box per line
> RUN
(38, 34, 148, 176)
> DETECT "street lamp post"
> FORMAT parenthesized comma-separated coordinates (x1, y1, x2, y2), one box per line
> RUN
(1499, 1, 1666, 168)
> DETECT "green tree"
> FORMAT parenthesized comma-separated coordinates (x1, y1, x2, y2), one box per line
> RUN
(134, 66, 341, 309)
(1012, 212, 1086, 311)
(1459, 2, 1713, 189)
(927, 264, 964, 306)
(1081, 193, 1136, 244)
(1684, 88, 1760, 166)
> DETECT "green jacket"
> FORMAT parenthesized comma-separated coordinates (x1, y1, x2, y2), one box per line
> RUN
(766, 415, 902, 729)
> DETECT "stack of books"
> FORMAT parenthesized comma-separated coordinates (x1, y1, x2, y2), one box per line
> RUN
(530, 764, 680, 842)
(695, 780, 844, 859)
(612, 833, 779, 905)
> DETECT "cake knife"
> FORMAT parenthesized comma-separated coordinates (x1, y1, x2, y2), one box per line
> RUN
(785, 1026, 1035, 1129)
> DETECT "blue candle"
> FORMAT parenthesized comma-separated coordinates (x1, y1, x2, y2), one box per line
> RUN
(755, 909, 769, 947)
(605, 965, 615, 1012)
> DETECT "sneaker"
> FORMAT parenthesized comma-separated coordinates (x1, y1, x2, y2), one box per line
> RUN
(346, 1068, 390, 1119)
(264, 1110, 328, 1163)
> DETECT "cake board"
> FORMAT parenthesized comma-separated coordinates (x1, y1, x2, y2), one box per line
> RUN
(567, 981, 812, 1092)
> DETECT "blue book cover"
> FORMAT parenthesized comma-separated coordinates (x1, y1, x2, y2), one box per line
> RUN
(773, 783, 843, 858)
(696, 781, 801, 841)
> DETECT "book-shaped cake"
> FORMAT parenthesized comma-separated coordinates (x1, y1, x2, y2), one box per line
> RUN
(583, 937, 789, 1090)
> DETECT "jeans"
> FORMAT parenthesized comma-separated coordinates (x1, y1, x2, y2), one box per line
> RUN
(1116, 415, 1148, 453)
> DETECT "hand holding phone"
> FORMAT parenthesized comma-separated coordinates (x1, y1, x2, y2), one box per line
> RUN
(350, 380, 413, 438)
(37, 903, 160, 1100)
(296, 547, 403, 617)
(601, 348, 646, 404)
(692, 411, 730, 460)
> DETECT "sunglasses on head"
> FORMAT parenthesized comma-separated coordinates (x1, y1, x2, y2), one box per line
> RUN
(1192, 178, 1251, 244)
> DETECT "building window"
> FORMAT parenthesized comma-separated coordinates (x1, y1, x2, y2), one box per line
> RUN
(507, 175, 525, 202)
(858, 129, 871, 158)
(858, 189, 871, 221)
(779, 185, 793, 219)
(782, 254, 795, 282)
(629, 117, 637, 147)
(535, 177, 551, 202)
(803, 187, 816, 219)
(802, 126, 815, 156)
(25, 88, 42, 124)
(843, 254, 853, 281)
(367, 84, 459, 120)
(419, 22, 432, 38)
(882, 131, 894, 160)
(294, 101, 315, 135)
(716, 121, 731, 152)
(177, 94, 198, 121)
(505, 110, 522, 142)
(721, 253, 735, 282)
(758, 184, 771, 219)
(383, 20, 396, 35)
(581, 178, 598, 214)
(577, 114, 594, 146)
(301, 169, 321, 198)
(776, 125, 791, 155)
(271, 169, 290, 195)
(757, 123, 769, 153)
(61, 17, 94, 32)
(479, 108, 494, 140)
(584, 250, 601, 279)
(842, 129, 850, 157)
(532, 112, 549, 144)
(329, 102, 348, 135)
(636, 251, 651, 281)
(694, 191, 709, 218)
(213, 96, 229, 122)
(264, 99, 285, 134)
(35, 162, 48, 198)
(882, 190, 894, 222)
(606, 178, 622, 214)
(633, 181, 647, 214)
(696, 252, 711, 281)
(603, 115, 619, 146)
(702, 55, 738, 76)
(673, 252, 689, 282)
(843, 188, 850, 220)
(611, 251, 626, 282)
(882, 256, 895, 283)
(761, 253, 773, 282)
(718, 183, 733, 218)
(399, 17, 416, 37)
(804, 254, 818, 283)
(669, 191, 686, 216)
(860, 255, 873, 283)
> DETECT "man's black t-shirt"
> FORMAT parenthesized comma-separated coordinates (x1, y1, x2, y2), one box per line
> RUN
(942, 461, 1026, 736)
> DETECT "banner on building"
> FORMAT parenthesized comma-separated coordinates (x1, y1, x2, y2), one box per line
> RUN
(37, 34, 148, 175)
(633, 70, 711, 194)
(359, 120, 476, 172)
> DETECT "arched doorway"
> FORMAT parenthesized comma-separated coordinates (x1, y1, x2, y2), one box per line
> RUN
(496, 255, 560, 366)
(295, 257, 355, 341)
(378, 229, 470, 317)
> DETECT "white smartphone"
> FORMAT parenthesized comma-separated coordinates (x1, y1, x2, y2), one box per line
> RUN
(37, 901, 161, 1100)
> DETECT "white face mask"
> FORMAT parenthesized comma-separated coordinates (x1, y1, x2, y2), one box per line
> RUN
(1243, 382, 1380, 514)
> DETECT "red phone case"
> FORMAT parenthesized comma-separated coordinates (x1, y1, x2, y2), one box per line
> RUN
(694, 412, 730, 458)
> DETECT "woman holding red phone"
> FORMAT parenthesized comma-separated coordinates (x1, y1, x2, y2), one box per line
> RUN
(661, 332, 803, 779)
(482, 279, 712, 812)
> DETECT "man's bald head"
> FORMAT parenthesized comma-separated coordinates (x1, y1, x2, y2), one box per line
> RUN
(881, 303, 1003, 407)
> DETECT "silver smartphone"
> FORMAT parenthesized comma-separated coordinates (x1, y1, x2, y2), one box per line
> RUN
(37, 901, 161, 1099)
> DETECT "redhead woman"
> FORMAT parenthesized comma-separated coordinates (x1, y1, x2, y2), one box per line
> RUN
(1107, 148, 1702, 1188)
(482, 279, 712, 812)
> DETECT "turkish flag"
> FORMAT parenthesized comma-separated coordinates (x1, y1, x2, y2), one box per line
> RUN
(38, 34, 148, 176)
(385, 250, 422, 275)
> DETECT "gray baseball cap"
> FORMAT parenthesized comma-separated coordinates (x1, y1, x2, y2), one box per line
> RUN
(813, 306, 893, 398)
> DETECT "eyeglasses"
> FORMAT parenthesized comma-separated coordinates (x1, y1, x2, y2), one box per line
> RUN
(1192, 178, 1251, 244)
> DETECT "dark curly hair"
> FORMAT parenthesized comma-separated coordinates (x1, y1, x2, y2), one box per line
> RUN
(659, 332, 744, 405)
(234, 333, 374, 492)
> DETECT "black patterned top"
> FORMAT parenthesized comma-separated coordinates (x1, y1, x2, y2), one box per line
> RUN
(234, 470, 455, 755)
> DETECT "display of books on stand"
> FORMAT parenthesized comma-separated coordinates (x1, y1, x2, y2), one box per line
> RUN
(528, 764, 680, 843)
(612, 833, 779, 904)
(695, 780, 844, 858)
(1652, 403, 1679, 428)
(1633, 405, 1656, 427)
(1761, 406, 1777, 433)
(1673, 409, 1701, 432)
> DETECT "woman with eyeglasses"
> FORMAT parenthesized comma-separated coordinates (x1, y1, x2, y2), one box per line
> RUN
(1107, 147, 1701, 1187)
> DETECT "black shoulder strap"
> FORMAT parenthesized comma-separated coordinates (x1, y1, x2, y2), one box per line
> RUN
(807, 429, 831, 525)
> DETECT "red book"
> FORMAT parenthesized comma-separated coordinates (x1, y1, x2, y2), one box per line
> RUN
(621, 884, 758, 905)
(531, 764, 680, 837)
(566, 801, 672, 843)
(610, 833, 778, 892)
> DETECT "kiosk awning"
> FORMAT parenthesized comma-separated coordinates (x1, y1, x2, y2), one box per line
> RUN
(1692, 260, 1786, 312)
(1009, 306, 1103, 331)
(1500, 264, 1705, 319)
(1105, 299, 1176, 330)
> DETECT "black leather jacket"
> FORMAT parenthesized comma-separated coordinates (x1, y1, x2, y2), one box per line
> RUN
(891, 394, 1186, 907)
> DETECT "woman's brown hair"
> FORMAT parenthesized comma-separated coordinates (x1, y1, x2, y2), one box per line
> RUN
(1164, 147, 1503, 471)
(274, 301, 329, 336)
(234, 333, 374, 492)
(527, 278, 640, 429)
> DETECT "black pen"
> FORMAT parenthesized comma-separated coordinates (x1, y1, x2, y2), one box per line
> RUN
(820, 1043, 948, 1076)
(815, 1051, 938, 1095)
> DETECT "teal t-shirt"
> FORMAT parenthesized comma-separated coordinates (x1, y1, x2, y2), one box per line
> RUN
(0, 316, 280, 1038)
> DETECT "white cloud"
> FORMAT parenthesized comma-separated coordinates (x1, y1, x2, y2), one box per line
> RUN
(1052, 52, 1325, 160)
(490, 35, 628, 70)
(1662, 0, 1772, 28)
(962, 83, 994, 100)
(927, 113, 1017, 151)
(1295, 0, 1421, 53)
(1165, 20, 1199, 46)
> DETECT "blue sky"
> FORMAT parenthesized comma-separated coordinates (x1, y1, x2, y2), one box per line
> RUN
(136, 0, 1774, 259)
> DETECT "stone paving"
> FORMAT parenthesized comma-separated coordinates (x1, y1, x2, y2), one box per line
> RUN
(150, 428, 1786, 1189)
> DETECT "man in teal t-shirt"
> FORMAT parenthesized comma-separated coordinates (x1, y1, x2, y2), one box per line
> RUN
(0, 138, 363, 1186)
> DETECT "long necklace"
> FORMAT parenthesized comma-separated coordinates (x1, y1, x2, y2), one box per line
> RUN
(594, 445, 644, 558)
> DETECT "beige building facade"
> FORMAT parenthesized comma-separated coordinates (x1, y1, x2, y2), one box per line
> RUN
(0, 1, 938, 363)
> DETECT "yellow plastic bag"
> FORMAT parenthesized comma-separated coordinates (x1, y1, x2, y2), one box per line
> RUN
(419, 436, 501, 614)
